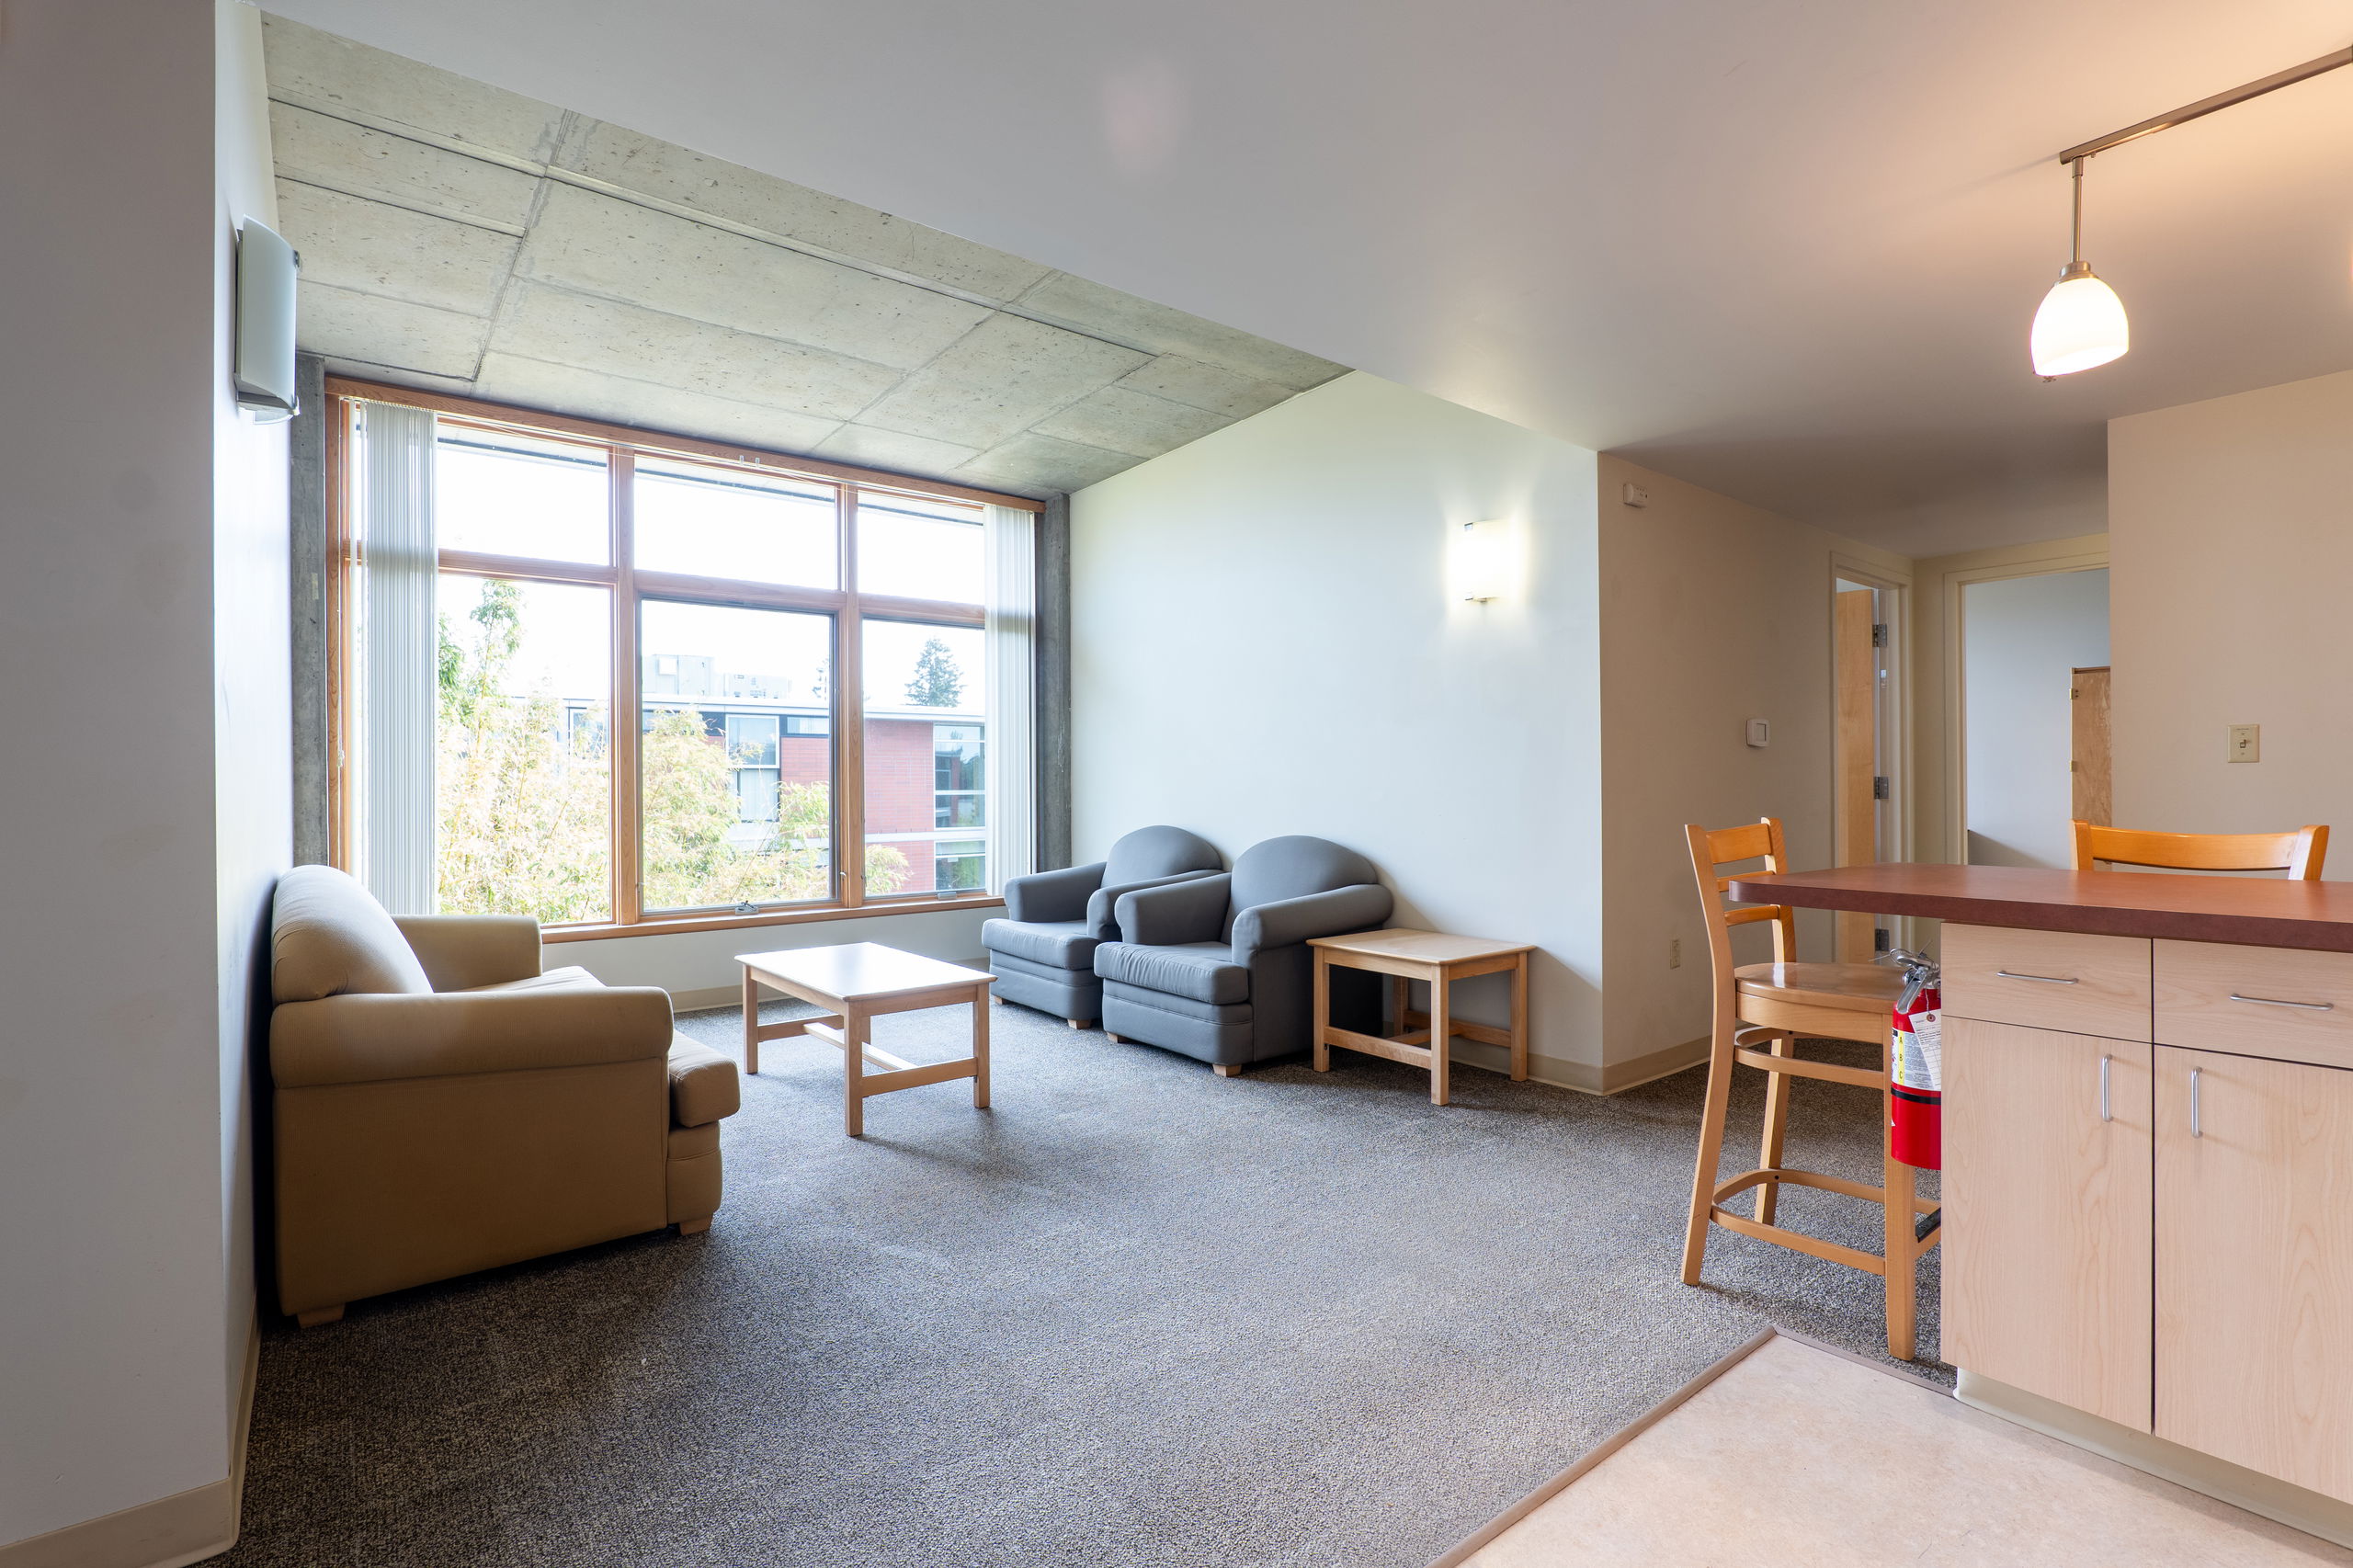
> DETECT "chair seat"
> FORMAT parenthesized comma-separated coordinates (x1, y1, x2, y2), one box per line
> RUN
(982, 917, 1097, 971)
(463, 965, 600, 994)
(1094, 940, 1250, 1005)
(1734, 961, 1905, 1012)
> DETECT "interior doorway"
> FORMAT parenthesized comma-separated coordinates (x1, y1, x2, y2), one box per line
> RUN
(1832, 578, 1894, 961)
(1959, 569, 2111, 868)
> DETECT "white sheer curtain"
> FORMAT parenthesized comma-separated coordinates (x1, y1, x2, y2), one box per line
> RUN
(358, 403, 438, 914)
(982, 505, 1036, 895)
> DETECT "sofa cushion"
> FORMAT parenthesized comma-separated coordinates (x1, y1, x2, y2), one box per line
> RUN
(668, 1036, 740, 1127)
(271, 864, 433, 1002)
(1094, 940, 1250, 1006)
(464, 966, 601, 994)
(983, 917, 1098, 971)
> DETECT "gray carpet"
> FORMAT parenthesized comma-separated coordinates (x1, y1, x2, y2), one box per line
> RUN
(218, 999, 1940, 1568)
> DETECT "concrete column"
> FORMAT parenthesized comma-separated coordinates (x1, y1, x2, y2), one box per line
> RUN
(290, 352, 330, 865)
(1035, 493, 1073, 869)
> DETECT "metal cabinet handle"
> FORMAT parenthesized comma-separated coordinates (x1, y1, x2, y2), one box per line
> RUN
(1996, 971, 2080, 984)
(2189, 1066, 2203, 1139)
(2227, 993, 2334, 1011)
(2099, 1054, 2112, 1122)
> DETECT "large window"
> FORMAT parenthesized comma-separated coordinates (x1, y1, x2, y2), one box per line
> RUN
(332, 384, 1037, 935)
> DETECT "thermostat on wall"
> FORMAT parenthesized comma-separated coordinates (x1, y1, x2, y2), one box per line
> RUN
(1745, 718, 1770, 748)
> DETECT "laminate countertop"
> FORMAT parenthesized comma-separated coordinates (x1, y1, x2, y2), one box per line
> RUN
(1726, 863, 2353, 953)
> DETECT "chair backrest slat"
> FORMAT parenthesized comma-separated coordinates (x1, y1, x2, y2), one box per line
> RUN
(1686, 815, 1795, 968)
(2072, 821, 2328, 881)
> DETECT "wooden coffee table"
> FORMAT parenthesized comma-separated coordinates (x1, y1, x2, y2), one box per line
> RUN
(1308, 928, 1532, 1104)
(735, 943, 994, 1137)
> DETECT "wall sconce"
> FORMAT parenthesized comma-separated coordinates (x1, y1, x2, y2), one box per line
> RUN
(1455, 517, 1511, 602)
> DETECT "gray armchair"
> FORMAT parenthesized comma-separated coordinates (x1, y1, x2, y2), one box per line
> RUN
(1092, 835, 1392, 1072)
(982, 825, 1222, 1025)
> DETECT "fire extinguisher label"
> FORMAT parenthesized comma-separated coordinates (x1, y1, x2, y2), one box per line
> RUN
(1894, 1001, 1941, 1092)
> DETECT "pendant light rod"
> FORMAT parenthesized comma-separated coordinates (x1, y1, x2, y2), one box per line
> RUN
(2068, 156, 2085, 266)
(2057, 43, 2352, 165)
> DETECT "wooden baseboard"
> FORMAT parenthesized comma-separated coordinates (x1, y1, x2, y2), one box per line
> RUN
(1444, 1033, 1709, 1096)
(0, 1315, 257, 1568)
(1957, 1369, 2353, 1551)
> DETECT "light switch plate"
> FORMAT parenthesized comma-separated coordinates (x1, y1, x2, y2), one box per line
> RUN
(2228, 723, 2259, 763)
(1745, 718, 1770, 748)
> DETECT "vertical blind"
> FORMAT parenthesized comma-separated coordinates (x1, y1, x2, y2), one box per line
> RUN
(983, 504, 1036, 894)
(358, 403, 438, 914)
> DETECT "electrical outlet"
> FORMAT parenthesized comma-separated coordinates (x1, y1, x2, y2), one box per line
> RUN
(2228, 723, 2260, 764)
(1668, 937, 1682, 969)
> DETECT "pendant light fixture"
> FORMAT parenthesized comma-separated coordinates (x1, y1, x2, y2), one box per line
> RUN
(2029, 157, 2129, 378)
(2026, 40, 2353, 379)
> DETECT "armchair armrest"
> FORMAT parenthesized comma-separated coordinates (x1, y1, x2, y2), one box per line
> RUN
(1003, 861, 1104, 924)
(271, 986, 675, 1089)
(1114, 873, 1233, 948)
(1233, 884, 1394, 960)
(392, 914, 542, 993)
(1086, 869, 1223, 940)
(668, 1038, 740, 1127)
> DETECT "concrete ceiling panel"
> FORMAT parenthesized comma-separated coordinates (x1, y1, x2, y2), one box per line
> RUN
(277, 179, 518, 317)
(1115, 356, 1302, 422)
(474, 352, 845, 452)
(956, 431, 1143, 494)
(261, 15, 564, 165)
(1029, 384, 1231, 459)
(493, 284, 903, 423)
(515, 185, 992, 371)
(811, 425, 985, 480)
(1013, 272, 1345, 389)
(555, 119, 1054, 303)
(269, 100, 540, 230)
(856, 314, 1151, 449)
(296, 280, 490, 380)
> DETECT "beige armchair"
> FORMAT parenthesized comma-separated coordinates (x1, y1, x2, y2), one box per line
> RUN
(267, 866, 738, 1325)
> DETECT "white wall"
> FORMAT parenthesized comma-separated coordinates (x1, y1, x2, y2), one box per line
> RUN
(2111, 369, 2353, 862)
(557, 905, 994, 1005)
(1596, 458, 1910, 1079)
(0, 2, 286, 1557)
(1961, 569, 2109, 869)
(1071, 372, 1608, 1081)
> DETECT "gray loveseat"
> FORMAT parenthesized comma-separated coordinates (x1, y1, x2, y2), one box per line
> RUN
(1092, 835, 1392, 1074)
(982, 825, 1222, 1025)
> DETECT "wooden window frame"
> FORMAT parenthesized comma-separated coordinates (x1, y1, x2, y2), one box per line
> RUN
(324, 377, 1034, 940)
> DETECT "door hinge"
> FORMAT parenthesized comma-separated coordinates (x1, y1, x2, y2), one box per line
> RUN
(1870, 622, 1887, 648)
(1872, 775, 1891, 800)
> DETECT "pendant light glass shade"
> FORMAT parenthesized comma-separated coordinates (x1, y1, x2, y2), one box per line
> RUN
(2030, 261, 2130, 377)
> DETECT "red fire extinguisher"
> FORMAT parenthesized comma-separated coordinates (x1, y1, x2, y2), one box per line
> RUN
(1886, 949, 1941, 1169)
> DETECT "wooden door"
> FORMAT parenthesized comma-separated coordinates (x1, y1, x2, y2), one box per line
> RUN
(2072, 665, 2111, 826)
(1833, 587, 1878, 962)
(1943, 1017, 2152, 1429)
(2155, 1046, 2353, 1502)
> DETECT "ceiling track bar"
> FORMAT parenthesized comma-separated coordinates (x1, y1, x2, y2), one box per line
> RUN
(2058, 44, 2353, 164)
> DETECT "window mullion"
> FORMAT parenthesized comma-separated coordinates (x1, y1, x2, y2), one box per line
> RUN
(611, 445, 642, 926)
(838, 483, 864, 909)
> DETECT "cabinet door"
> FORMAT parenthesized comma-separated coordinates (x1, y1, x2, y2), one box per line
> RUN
(1944, 1017, 2152, 1429)
(2155, 1046, 2353, 1502)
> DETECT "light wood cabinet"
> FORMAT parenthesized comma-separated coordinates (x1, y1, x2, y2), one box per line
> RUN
(2154, 1046, 2353, 1504)
(1943, 1017, 2151, 1430)
(1941, 925, 2152, 1041)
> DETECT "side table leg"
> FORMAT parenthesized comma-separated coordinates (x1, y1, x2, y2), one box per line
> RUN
(742, 969, 761, 1074)
(1509, 954, 1529, 1082)
(972, 984, 992, 1109)
(844, 1004, 866, 1138)
(1430, 968, 1452, 1106)
(1312, 947, 1332, 1072)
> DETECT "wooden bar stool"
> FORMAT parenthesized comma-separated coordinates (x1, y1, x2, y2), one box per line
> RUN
(1680, 816, 1939, 1360)
(2072, 820, 2327, 879)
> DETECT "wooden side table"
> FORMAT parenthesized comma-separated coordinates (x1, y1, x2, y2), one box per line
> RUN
(736, 942, 993, 1137)
(1307, 928, 1533, 1105)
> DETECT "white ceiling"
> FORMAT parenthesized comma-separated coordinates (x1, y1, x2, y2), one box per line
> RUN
(257, 1, 2353, 555)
